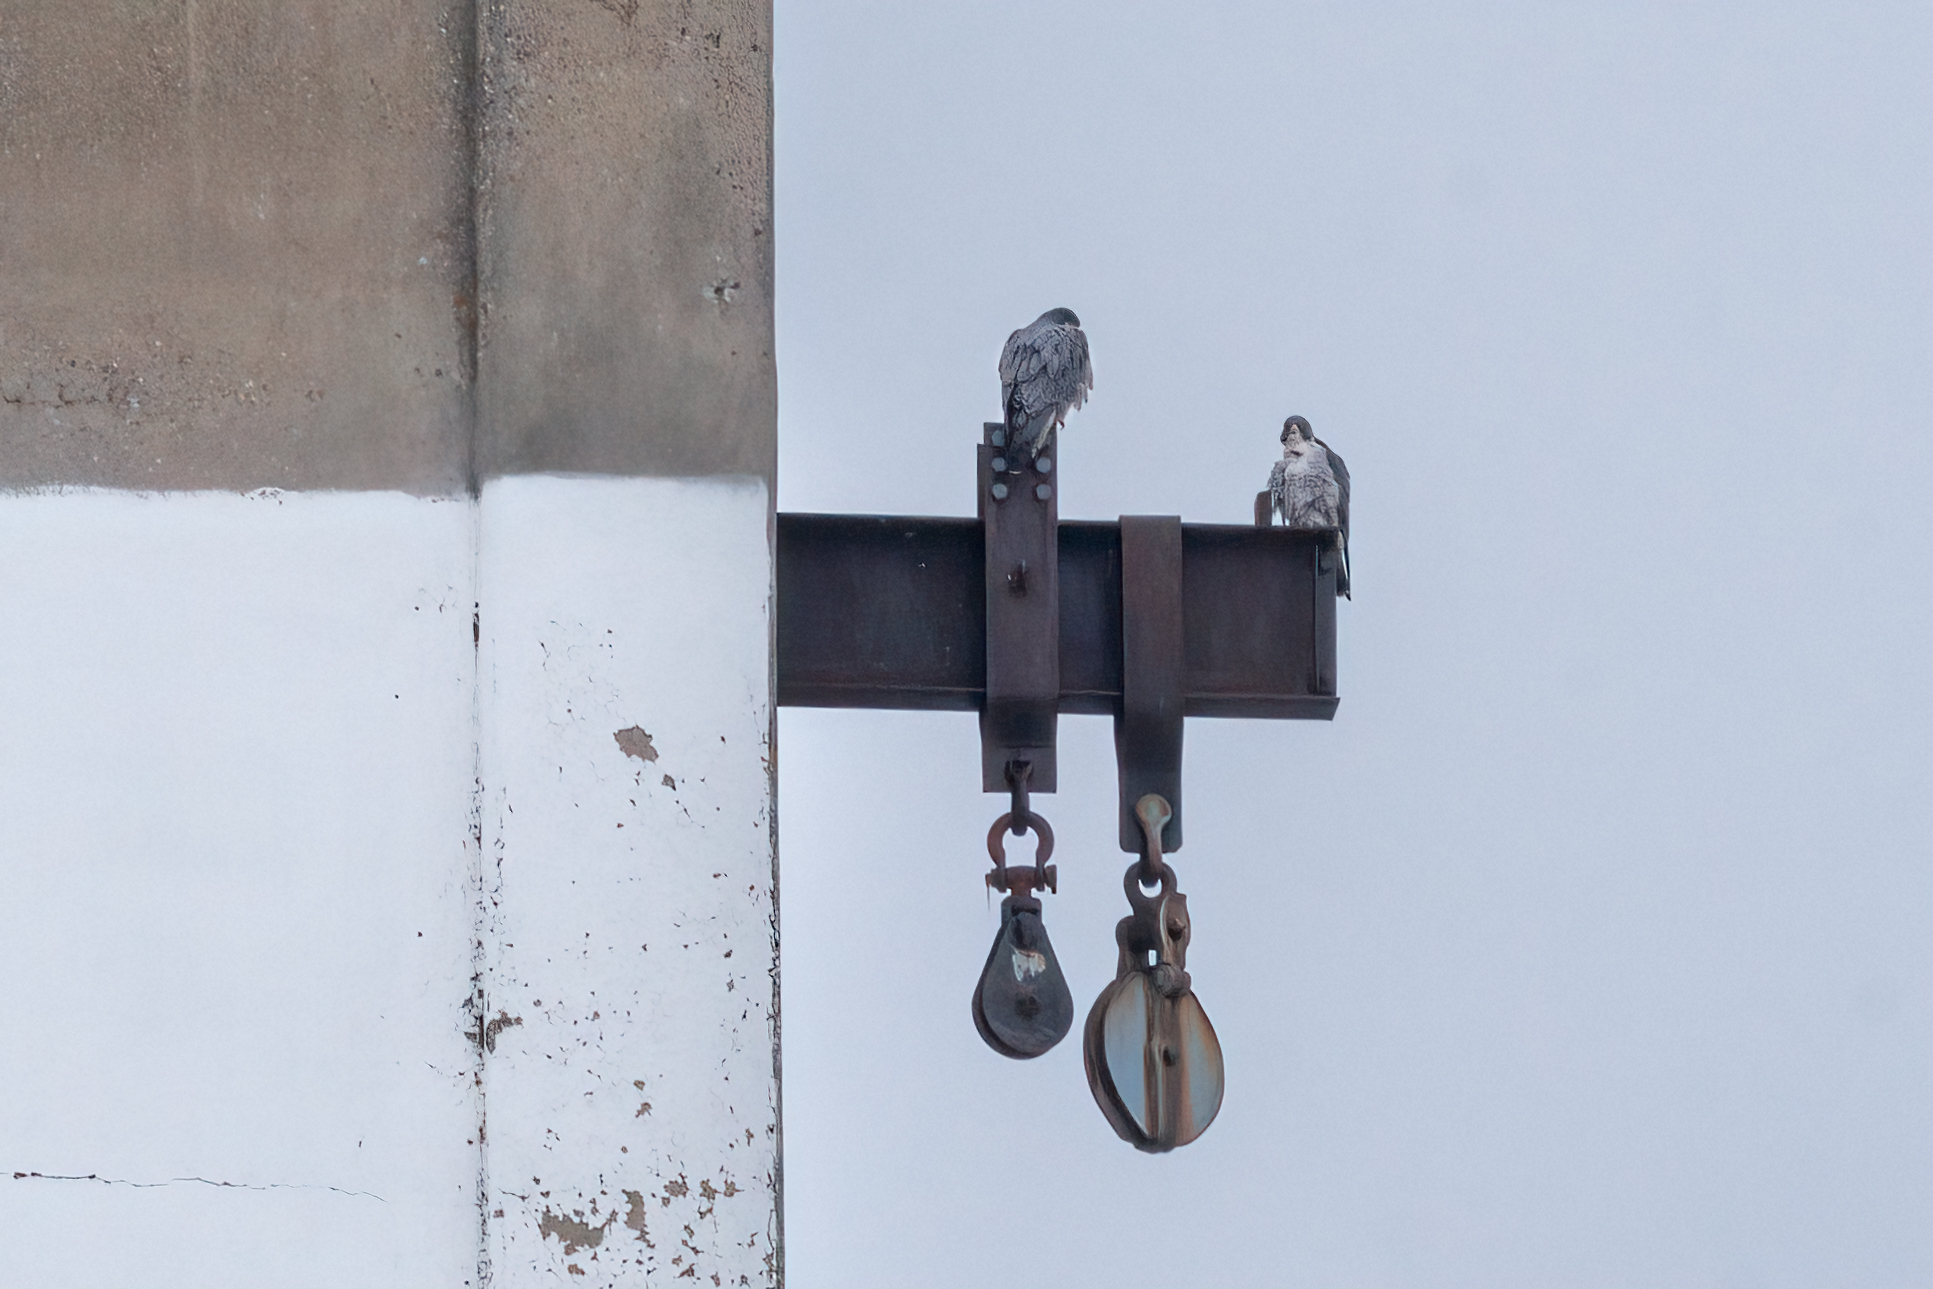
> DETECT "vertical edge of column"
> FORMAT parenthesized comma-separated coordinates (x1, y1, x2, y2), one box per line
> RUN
(478, 475, 778, 1287)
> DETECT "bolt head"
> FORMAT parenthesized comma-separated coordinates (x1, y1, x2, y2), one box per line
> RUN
(1035, 483, 1052, 501)
(1035, 456, 1052, 474)
(991, 482, 1009, 501)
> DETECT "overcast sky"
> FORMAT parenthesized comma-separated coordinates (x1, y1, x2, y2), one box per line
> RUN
(770, 5, 1933, 1285)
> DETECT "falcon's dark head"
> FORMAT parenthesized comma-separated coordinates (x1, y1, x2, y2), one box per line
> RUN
(1281, 415, 1312, 445)
(1039, 307, 1082, 327)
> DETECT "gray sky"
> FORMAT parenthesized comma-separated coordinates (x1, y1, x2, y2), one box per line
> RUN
(771, 4, 1933, 1285)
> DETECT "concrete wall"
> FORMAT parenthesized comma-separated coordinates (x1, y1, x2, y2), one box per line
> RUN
(0, 0, 774, 491)
(0, 3, 778, 1284)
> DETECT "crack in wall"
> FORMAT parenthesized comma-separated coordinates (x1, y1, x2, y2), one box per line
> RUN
(457, 0, 484, 496)
(9, 1170, 386, 1202)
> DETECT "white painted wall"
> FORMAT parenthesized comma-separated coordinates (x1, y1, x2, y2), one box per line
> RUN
(477, 476, 778, 1285)
(0, 489, 482, 1285)
(0, 478, 777, 1287)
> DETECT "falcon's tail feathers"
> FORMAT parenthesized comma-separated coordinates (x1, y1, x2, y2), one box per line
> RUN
(1006, 407, 1055, 462)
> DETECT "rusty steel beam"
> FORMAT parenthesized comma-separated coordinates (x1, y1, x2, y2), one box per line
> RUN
(776, 513, 1339, 720)
(1116, 516, 1186, 853)
(979, 422, 1061, 792)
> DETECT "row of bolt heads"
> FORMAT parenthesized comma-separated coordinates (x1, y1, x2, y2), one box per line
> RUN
(989, 441, 1053, 503)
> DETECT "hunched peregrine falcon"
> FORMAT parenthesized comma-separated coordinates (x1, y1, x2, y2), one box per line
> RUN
(1268, 415, 1352, 598)
(998, 308, 1093, 463)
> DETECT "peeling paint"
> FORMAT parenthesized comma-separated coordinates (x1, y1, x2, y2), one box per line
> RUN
(480, 477, 777, 1285)
(482, 1010, 524, 1053)
(537, 1207, 615, 1255)
(622, 1189, 656, 1246)
(613, 725, 658, 763)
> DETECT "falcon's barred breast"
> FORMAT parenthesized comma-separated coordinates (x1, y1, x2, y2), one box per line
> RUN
(998, 308, 1093, 461)
(1267, 455, 1339, 529)
(1269, 414, 1352, 599)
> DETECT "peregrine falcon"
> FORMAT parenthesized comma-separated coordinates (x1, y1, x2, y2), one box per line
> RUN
(998, 308, 1093, 462)
(1268, 415, 1351, 598)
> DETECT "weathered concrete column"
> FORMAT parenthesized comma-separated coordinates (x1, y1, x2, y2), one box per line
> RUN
(0, 3, 778, 1285)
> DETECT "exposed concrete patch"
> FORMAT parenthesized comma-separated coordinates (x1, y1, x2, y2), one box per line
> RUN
(0, 3, 474, 492)
(622, 1189, 656, 1246)
(1, 0, 776, 494)
(614, 726, 659, 762)
(471, 0, 775, 485)
(538, 1205, 615, 1255)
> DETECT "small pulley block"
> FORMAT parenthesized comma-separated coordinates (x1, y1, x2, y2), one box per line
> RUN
(972, 812, 1074, 1059)
(1083, 794, 1225, 1152)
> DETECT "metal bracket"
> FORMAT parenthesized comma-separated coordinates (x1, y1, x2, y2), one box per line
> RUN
(774, 425, 1342, 846)
(979, 422, 1059, 792)
(1115, 516, 1184, 852)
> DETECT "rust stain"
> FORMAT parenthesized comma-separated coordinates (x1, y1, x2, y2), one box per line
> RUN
(537, 1206, 614, 1255)
(614, 726, 658, 762)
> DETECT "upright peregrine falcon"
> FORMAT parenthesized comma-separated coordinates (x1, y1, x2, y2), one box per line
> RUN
(1268, 415, 1352, 598)
(998, 308, 1093, 462)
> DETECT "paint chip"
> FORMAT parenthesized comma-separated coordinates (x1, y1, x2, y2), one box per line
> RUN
(623, 1190, 656, 1246)
(614, 726, 658, 762)
(538, 1208, 613, 1255)
(482, 1011, 523, 1052)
